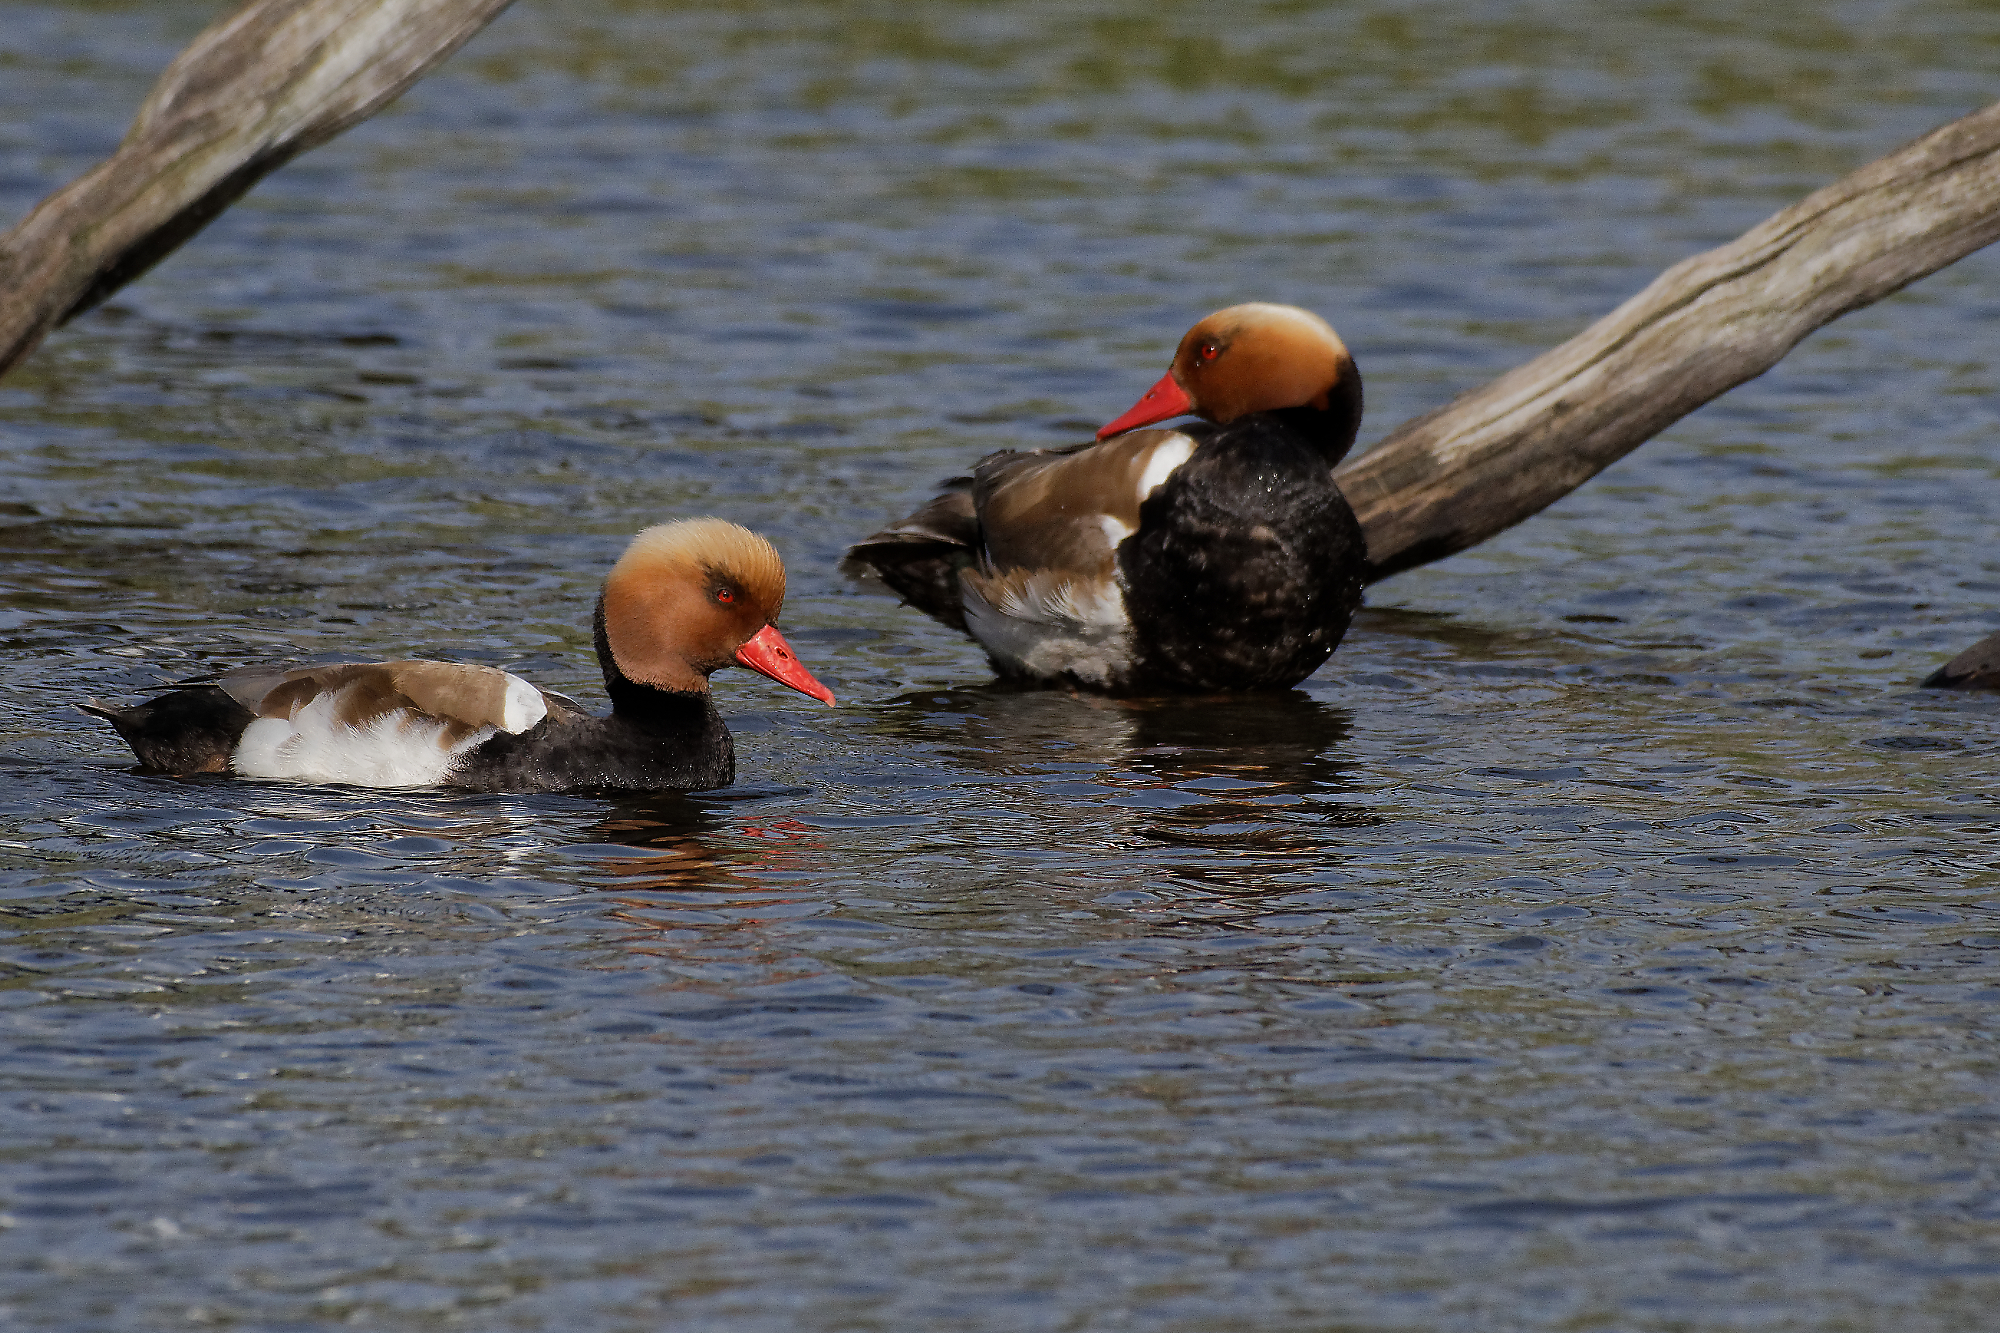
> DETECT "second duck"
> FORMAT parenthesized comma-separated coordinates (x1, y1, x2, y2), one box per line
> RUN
(846, 303, 1368, 693)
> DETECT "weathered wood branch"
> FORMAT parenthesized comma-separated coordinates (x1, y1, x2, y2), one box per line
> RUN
(6, 7, 1996, 595)
(1338, 99, 2000, 582)
(0, 0, 512, 379)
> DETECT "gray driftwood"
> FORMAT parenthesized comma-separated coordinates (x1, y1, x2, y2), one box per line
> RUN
(0, 0, 513, 380)
(1340, 98, 2000, 581)
(1923, 628, 2000, 690)
(1, 8, 1995, 584)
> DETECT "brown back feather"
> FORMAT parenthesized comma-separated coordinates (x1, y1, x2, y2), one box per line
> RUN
(974, 430, 1190, 577)
(254, 661, 532, 746)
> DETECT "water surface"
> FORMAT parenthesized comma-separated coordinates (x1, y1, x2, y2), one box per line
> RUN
(2, 1, 1999, 1328)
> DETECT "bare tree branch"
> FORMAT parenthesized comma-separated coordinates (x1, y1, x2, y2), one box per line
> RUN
(0, 0, 513, 379)
(1339, 99, 2000, 581)
(4, 6, 1994, 599)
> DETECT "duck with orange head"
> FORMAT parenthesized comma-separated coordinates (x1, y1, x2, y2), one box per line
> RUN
(846, 303, 1368, 693)
(81, 519, 835, 792)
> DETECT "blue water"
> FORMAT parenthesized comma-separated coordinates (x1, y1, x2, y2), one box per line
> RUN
(2, 1, 1998, 1328)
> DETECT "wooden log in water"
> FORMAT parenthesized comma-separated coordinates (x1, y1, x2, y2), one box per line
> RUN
(2, 5, 1996, 598)
(1923, 628, 2000, 690)
(0, 0, 512, 380)
(1339, 99, 2000, 582)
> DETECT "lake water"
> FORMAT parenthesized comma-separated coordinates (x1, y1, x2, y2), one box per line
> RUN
(3, 1, 1999, 1328)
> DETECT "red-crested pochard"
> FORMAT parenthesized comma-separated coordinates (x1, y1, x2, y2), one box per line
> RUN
(845, 303, 1368, 692)
(80, 519, 835, 792)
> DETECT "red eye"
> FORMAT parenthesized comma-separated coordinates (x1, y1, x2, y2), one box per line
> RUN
(1199, 341, 1220, 362)
(715, 588, 735, 604)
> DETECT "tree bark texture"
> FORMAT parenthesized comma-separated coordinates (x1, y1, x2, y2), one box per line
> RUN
(1338, 99, 2000, 582)
(0, 0, 513, 379)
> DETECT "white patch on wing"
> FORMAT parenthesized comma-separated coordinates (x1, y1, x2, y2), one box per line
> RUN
(1136, 434, 1195, 503)
(501, 676, 548, 733)
(961, 568, 1134, 688)
(233, 690, 500, 788)
(1097, 514, 1134, 547)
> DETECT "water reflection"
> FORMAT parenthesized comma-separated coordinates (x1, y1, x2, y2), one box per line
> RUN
(581, 789, 833, 894)
(870, 685, 1370, 855)
(1119, 691, 1375, 856)
(1123, 690, 1355, 787)
(579, 792, 835, 969)
(585, 790, 721, 857)
(8, 2, 2000, 1327)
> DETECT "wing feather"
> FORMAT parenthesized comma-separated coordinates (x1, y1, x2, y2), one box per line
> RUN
(973, 429, 1199, 575)
(843, 479, 980, 630)
(846, 427, 1202, 642)
(250, 661, 548, 740)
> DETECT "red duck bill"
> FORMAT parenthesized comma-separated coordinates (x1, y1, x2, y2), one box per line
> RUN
(735, 623, 837, 706)
(1097, 371, 1193, 439)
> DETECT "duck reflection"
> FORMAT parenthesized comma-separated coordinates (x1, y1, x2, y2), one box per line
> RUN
(867, 684, 1371, 857)
(577, 792, 830, 966)
(583, 791, 731, 893)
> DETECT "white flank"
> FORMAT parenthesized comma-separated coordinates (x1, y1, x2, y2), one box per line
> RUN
(233, 691, 503, 788)
(962, 569, 1134, 688)
(501, 676, 548, 733)
(1136, 435, 1195, 503)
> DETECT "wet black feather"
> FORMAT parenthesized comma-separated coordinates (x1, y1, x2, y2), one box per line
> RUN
(1118, 417, 1365, 691)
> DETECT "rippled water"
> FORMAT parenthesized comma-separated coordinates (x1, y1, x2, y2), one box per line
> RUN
(4, 1, 2000, 1328)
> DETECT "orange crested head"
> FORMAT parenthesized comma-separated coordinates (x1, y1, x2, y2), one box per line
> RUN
(1097, 303, 1361, 461)
(599, 518, 833, 705)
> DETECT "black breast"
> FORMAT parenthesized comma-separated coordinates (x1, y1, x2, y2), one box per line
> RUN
(448, 689, 736, 793)
(1117, 418, 1366, 692)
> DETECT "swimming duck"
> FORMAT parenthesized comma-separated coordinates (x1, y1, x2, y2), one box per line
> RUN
(1922, 629, 2000, 690)
(79, 518, 835, 792)
(845, 303, 1368, 692)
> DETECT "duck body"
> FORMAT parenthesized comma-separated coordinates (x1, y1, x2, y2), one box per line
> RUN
(847, 303, 1368, 693)
(440, 690, 734, 793)
(81, 520, 834, 793)
(1116, 412, 1366, 691)
(442, 607, 736, 792)
(93, 663, 735, 793)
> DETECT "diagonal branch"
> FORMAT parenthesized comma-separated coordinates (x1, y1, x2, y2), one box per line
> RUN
(3, 6, 1995, 596)
(0, 0, 513, 379)
(1338, 99, 2000, 581)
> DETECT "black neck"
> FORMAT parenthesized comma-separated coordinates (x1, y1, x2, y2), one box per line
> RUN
(593, 595, 717, 730)
(1264, 369, 1363, 465)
